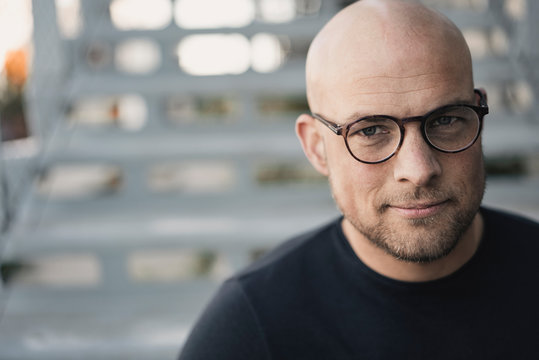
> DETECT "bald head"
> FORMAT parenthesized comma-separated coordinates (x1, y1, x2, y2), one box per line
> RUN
(306, 0, 473, 114)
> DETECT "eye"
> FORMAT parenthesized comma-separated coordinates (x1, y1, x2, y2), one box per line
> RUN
(347, 118, 399, 146)
(360, 125, 381, 136)
(350, 124, 389, 137)
(430, 116, 460, 127)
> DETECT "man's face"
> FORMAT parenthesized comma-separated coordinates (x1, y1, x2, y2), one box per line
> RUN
(299, 0, 486, 264)
(320, 64, 485, 263)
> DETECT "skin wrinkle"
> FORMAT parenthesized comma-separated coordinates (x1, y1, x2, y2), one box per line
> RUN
(296, 0, 483, 282)
(349, 74, 443, 80)
(344, 84, 445, 97)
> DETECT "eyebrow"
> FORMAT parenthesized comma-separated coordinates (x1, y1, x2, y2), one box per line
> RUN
(343, 111, 369, 124)
(341, 97, 475, 125)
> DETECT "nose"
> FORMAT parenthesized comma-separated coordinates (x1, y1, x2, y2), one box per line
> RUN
(392, 124, 442, 186)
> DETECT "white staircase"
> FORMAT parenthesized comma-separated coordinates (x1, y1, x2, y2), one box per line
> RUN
(0, 0, 538, 359)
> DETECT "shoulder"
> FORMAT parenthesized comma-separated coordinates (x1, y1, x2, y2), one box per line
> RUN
(179, 278, 270, 359)
(479, 206, 539, 269)
(179, 218, 342, 359)
(235, 217, 341, 285)
(481, 206, 539, 237)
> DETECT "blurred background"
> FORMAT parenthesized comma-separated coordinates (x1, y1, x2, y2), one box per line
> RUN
(0, 0, 538, 358)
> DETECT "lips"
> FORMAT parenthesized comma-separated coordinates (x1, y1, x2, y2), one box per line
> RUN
(394, 201, 445, 209)
(389, 200, 448, 218)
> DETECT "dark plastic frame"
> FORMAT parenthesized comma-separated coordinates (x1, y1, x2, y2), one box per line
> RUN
(312, 88, 489, 164)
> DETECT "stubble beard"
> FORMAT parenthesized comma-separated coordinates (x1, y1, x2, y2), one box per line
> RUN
(331, 173, 486, 264)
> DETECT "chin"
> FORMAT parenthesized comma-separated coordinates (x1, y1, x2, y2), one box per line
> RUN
(381, 228, 461, 264)
(353, 201, 480, 264)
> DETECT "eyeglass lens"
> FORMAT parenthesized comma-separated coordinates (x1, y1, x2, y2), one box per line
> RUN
(345, 106, 481, 163)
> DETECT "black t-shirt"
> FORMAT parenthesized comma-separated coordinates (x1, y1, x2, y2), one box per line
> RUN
(179, 207, 539, 359)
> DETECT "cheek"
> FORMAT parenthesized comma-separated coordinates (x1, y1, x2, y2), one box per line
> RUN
(430, 143, 485, 209)
(327, 146, 387, 214)
(449, 143, 484, 184)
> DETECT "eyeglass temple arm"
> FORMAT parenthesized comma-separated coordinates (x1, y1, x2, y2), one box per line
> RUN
(311, 113, 343, 135)
(474, 88, 488, 109)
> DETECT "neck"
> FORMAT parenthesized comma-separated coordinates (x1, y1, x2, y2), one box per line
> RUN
(342, 212, 484, 282)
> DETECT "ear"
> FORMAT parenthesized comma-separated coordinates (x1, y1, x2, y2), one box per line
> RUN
(295, 114, 329, 176)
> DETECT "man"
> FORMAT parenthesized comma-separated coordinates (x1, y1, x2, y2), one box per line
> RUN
(179, 0, 539, 358)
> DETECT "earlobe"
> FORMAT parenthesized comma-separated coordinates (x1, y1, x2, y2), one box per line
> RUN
(295, 114, 329, 176)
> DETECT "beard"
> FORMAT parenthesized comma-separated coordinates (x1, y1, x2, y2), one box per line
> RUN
(330, 173, 486, 264)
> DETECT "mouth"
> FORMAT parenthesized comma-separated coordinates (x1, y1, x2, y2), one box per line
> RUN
(388, 200, 449, 219)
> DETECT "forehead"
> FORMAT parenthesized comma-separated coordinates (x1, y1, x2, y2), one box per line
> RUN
(316, 57, 472, 121)
(313, 32, 474, 118)
(307, 1, 473, 118)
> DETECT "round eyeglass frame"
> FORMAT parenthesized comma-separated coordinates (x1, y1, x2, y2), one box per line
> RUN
(312, 88, 489, 164)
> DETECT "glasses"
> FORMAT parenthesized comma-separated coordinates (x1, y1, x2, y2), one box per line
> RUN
(312, 89, 489, 164)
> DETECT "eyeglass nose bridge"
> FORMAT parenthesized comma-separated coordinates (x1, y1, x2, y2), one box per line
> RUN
(400, 115, 425, 126)
(392, 115, 433, 157)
